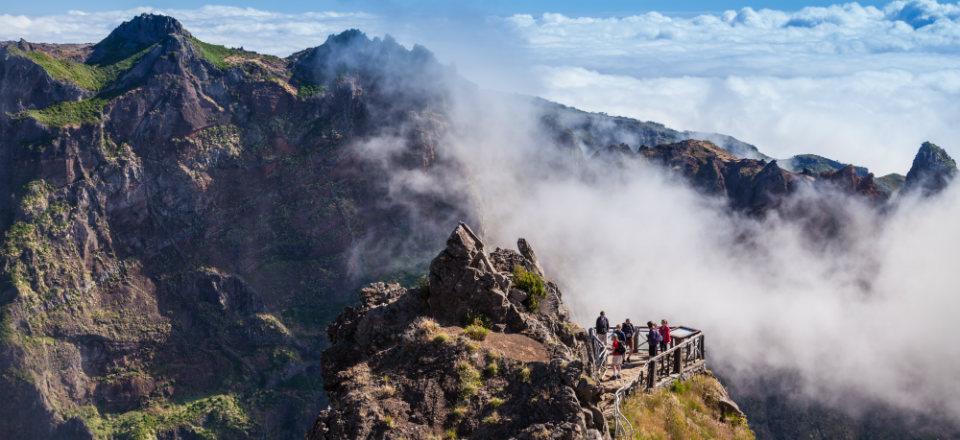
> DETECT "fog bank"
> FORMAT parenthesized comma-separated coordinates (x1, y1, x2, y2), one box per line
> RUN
(362, 83, 960, 422)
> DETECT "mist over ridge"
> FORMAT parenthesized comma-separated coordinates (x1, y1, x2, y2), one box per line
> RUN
(350, 37, 960, 426)
(2, 5, 960, 438)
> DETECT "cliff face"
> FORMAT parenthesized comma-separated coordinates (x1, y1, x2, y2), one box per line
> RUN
(0, 12, 956, 440)
(904, 141, 958, 196)
(0, 14, 460, 439)
(309, 223, 606, 439)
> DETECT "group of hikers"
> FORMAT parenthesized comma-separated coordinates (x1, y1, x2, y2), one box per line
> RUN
(594, 311, 672, 380)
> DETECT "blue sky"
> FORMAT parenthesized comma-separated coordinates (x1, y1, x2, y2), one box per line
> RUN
(3, 0, 890, 16)
(2, 0, 959, 173)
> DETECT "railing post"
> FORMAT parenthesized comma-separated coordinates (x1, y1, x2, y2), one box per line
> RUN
(646, 361, 655, 389)
(700, 334, 705, 360)
(673, 346, 681, 373)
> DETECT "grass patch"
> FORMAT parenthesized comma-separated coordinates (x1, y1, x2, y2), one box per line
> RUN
(3, 221, 38, 258)
(433, 332, 451, 344)
(488, 397, 505, 408)
(15, 49, 102, 90)
(481, 411, 500, 425)
(416, 318, 440, 337)
(519, 366, 531, 384)
(455, 361, 483, 399)
(461, 338, 480, 353)
(12, 46, 152, 91)
(451, 405, 468, 419)
(297, 83, 327, 98)
(621, 375, 755, 440)
(188, 36, 263, 69)
(463, 322, 489, 341)
(484, 361, 499, 377)
(23, 98, 107, 128)
(513, 265, 546, 311)
(374, 375, 397, 398)
(68, 394, 250, 439)
(0, 309, 14, 344)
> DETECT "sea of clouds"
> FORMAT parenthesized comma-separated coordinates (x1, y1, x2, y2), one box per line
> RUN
(357, 78, 960, 424)
(4, 0, 960, 426)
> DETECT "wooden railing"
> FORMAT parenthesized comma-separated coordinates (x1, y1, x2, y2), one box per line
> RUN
(588, 328, 707, 438)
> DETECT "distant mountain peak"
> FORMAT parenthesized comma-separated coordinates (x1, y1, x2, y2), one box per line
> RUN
(290, 29, 445, 90)
(904, 141, 957, 196)
(88, 14, 189, 65)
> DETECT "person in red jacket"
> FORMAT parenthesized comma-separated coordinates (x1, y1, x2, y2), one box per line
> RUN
(659, 319, 672, 351)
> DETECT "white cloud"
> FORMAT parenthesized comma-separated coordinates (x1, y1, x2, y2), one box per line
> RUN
(534, 66, 960, 174)
(502, 1, 960, 174)
(359, 79, 960, 421)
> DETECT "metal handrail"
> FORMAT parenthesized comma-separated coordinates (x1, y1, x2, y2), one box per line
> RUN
(612, 377, 635, 438)
(587, 327, 609, 380)
(607, 332, 706, 438)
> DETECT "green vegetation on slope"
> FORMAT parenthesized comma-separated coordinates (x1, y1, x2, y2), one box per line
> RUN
(68, 394, 250, 440)
(12, 46, 152, 92)
(13, 45, 153, 127)
(23, 98, 107, 128)
(14, 49, 103, 90)
(188, 36, 261, 69)
(512, 265, 546, 311)
(621, 374, 754, 440)
(297, 83, 327, 98)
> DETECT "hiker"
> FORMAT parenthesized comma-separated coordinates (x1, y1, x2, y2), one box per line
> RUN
(621, 319, 636, 361)
(612, 323, 626, 346)
(659, 319, 672, 351)
(609, 329, 626, 380)
(646, 321, 662, 357)
(595, 311, 610, 341)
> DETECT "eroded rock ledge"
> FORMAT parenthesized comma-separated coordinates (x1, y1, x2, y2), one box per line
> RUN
(308, 223, 606, 440)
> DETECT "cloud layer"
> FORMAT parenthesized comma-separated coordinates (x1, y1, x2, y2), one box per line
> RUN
(504, 1, 960, 174)
(359, 79, 960, 422)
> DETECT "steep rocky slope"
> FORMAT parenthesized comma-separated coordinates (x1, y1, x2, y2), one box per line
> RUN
(308, 223, 606, 439)
(0, 14, 463, 439)
(0, 13, 956, 439)
(904, 141, 958, 195)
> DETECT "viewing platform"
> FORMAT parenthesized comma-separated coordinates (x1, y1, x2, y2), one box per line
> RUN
(588, 326, 707, 437)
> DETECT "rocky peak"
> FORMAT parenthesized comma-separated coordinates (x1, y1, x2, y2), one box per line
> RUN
(290, 29, 450, 94)
(904, 141, 957, 196)
(822, 165, 884, 201)
(310, 223, 605, 439)
(88, 14, 188, 65)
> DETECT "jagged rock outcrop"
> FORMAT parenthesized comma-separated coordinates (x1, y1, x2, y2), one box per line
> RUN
(636, 140, 802, 213)
(785, 153, 869, 177)
(904, 141, 957, 196)
(308, 223, 606, 440)
(2, 12, 955, 439)
(820, 165, 885, 202)
(88, 14, 188, 64)
(0, 14, 463, 439)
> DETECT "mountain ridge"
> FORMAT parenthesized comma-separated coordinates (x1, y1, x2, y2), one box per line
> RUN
(0, 14, 956, 439)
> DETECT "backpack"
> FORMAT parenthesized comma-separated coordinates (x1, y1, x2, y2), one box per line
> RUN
(649, 328, 662, 344)
(613, 338, 626, 355)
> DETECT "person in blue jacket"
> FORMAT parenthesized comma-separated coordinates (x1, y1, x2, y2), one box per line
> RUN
(646, 321, 662, 357)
